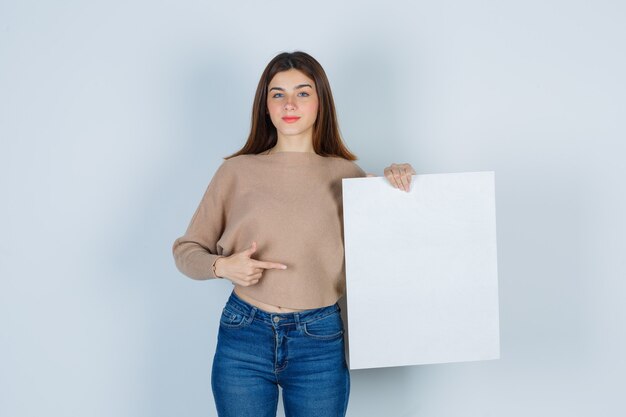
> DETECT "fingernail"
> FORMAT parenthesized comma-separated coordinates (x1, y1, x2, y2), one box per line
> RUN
(282, 265, 287, 269)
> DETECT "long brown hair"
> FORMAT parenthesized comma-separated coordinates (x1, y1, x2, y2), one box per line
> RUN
(224, 51, 359, 161)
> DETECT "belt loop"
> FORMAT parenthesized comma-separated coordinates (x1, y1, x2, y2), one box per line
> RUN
(248, 306, 257, 323)
(294, 312, 301, 331)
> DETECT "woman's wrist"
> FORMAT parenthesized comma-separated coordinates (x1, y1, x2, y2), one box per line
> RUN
(212, 256, 225, 278)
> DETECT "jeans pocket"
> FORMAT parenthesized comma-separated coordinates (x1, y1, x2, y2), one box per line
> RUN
(302, 312, 344, 340)
(219, 306, 249, 329)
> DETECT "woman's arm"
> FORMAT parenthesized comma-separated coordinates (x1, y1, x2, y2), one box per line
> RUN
(172, 163, 230, 280)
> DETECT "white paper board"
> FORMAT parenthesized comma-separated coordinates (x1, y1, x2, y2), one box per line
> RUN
(342, 171, 500, 370)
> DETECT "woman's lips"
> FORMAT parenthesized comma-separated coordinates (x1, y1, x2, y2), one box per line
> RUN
(282, 117, 300, 123)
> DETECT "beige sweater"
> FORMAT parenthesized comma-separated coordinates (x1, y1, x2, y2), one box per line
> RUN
(172, 151, 367, 309)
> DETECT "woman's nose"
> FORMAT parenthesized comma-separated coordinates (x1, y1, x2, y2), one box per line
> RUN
(284, 97, 296, 110)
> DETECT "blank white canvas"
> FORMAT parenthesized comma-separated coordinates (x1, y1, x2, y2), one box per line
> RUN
(342, 171, 500, 370)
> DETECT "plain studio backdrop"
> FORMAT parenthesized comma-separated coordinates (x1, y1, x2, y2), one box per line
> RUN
(1, 1, 624, 416)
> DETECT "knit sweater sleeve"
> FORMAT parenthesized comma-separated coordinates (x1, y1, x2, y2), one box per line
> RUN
(172, 162, 230, 280)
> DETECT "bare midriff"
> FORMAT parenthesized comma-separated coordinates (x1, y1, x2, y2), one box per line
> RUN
(234, 287, 307, 313)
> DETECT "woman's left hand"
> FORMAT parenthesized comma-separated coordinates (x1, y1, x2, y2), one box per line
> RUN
(383, 163, 416, 192)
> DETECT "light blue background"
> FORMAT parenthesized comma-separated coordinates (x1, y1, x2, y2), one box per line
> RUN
(1, 1, 624, 416)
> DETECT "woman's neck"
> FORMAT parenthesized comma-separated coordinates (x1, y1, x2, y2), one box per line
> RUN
(270, 135, 315, 154)
(267, 146, 315, 155)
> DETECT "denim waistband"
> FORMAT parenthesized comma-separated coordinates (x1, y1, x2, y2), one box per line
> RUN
(225, 289, 340, 326)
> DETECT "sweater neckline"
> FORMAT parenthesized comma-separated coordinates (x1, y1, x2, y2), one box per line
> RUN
(258, 150, 322, 157)
(250, 150, 329, 166)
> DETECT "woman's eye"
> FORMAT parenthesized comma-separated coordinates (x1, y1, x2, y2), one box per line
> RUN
(271, 92, 310, 98)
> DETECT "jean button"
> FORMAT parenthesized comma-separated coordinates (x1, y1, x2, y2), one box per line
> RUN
(273, 316, 280, 323)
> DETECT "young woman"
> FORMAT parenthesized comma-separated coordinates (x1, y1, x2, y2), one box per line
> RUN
(172, 51, 415, 417)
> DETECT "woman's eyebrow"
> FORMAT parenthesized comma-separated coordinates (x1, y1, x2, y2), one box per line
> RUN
(269, 83, 313, 92)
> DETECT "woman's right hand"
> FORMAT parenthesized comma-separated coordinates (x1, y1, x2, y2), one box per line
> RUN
(214, 241, 287, 287)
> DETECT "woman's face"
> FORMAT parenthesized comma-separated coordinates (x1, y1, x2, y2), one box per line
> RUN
(266, 69, 319, 141)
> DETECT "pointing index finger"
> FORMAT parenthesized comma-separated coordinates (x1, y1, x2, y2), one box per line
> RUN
(254, 260, 288, 270)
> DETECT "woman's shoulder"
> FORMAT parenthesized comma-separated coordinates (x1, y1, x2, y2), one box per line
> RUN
(211, 153, 265, 180)
(216, 154, 256, 170)
(326, 156, 367, 178)
(206, 156, 244, 184)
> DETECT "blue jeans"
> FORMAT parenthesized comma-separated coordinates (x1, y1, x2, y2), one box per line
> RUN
(211, 289, 350, 417)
